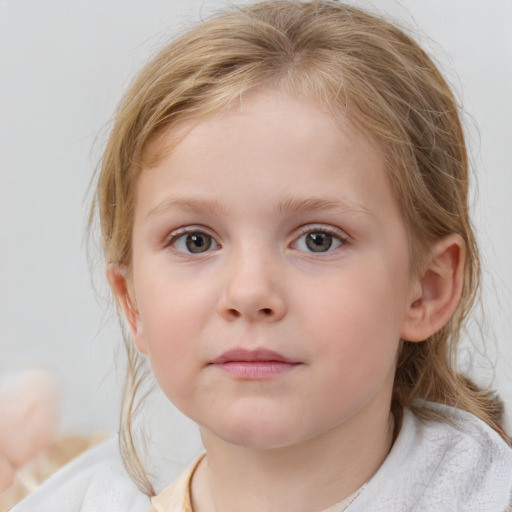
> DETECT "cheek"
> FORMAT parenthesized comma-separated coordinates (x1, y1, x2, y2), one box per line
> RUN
(136, 260, 216, 338)
(302, 261, 408, 371)
(134, 272, 216, 397)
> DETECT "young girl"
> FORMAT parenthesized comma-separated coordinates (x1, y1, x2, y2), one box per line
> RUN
(11, 1, 512, 510)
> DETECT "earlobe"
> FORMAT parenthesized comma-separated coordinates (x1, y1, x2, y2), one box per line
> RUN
(106, 264, 148, 355)
(401, 234, 465, 342)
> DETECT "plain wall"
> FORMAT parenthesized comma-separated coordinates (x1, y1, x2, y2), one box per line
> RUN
(1, 0, 511, 462)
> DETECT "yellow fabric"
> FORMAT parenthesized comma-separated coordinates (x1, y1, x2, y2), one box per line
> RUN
(150, 453, 364, 512)
(150, 454, 205, 512)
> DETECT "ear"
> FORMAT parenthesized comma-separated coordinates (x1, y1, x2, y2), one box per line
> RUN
(106, 264, 148, 355)
(401, 234, 465, 342)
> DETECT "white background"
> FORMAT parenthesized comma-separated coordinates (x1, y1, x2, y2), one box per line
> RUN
(1, 0, 511, 447)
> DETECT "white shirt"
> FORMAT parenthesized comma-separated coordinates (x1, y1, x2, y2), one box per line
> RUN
(10, 403, 512, 511)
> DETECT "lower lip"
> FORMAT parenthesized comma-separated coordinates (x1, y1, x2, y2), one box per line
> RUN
(212, 361, 300, 379)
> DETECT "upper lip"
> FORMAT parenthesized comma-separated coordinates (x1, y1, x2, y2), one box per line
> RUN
(211, 348, 298, 364)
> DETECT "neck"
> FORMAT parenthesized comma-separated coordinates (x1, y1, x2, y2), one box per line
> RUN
(191, 403, 395, 512)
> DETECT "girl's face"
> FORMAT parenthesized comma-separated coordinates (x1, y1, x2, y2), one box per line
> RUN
(122, 89, 420, 450)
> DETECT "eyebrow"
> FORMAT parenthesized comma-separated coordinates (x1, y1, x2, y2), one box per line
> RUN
(147, 197, 229, 218)
(146, 195, 373, 218)
(275, 196, 374, 218)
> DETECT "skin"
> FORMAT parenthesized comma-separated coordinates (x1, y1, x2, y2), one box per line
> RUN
(109, 89, 464, 511)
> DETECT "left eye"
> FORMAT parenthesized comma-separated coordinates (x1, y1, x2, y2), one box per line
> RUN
(295, 231, 344, 253)
(171, 231, 219, 254)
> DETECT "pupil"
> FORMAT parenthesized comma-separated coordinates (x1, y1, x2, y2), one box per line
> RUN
(186, 233, 211, 253)
(306, 232, 332, 252)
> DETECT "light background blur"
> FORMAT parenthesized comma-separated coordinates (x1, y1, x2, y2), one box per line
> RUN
(1, 0, 511, 455)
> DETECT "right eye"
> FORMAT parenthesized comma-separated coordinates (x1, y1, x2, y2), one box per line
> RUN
(171, 231, 219, 254)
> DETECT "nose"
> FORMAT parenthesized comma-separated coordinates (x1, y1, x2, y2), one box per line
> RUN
(218, 250, 287, 323)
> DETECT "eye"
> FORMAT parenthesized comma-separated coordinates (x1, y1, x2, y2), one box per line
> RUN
(171, 231, 219, 254)
(294, 229, 345, 253)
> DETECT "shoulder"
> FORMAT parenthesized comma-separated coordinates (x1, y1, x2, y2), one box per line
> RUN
(10, 436, 150, 512)
(350, 403, 512, 512)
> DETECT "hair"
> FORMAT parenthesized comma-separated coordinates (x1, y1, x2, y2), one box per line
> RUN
(90, 0, 508, 495)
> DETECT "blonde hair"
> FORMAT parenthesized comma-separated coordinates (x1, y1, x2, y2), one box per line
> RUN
(91, 0, 507, 495)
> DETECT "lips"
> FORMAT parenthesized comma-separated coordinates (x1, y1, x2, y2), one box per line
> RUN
(210, 348, 301, 379)
(211, 348, 297, 364)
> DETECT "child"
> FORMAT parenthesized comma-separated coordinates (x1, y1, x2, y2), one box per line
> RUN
(10, 1, 512, 510)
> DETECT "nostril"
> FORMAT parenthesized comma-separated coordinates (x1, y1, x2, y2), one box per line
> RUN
(261, 308, 272, 315)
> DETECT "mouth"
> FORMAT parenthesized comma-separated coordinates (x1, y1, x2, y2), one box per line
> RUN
(210, 348, 302, 379)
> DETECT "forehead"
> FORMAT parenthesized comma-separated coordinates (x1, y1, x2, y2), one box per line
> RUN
(143, 86, 379, 167)
(136, 88, 399, 224)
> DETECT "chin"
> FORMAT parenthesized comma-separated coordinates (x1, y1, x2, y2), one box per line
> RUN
(204, 413, 307, 451)
(221, 430, 298, 451)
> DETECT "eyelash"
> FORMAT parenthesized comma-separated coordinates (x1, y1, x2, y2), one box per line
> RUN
(164, 224, 349, 255)
(164, 226, 219, 255)
(293, 225, 348, 254)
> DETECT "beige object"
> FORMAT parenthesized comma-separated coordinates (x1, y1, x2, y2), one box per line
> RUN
(0, 370, 59, 472)
(0, 433, 107, 510)
(0, 370, 62, 510)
